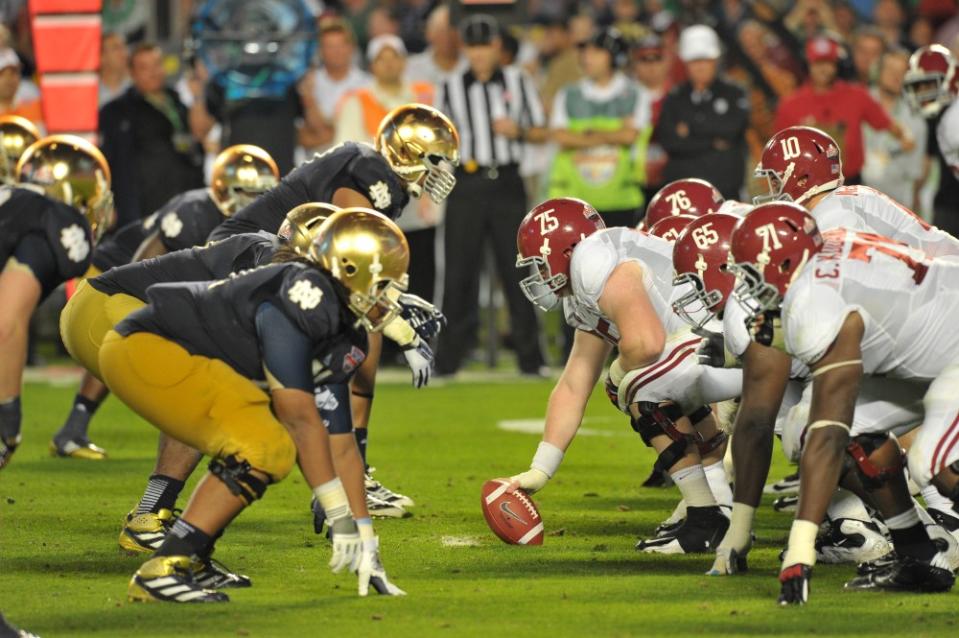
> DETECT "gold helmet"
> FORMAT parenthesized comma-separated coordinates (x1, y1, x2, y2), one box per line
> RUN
(0, 115, 40, 184)
(375, 103, 460, 204)
(16, 134, 114, 241)
(277, 202, 342, 256)
(210, 144, 280, 216)
(309, 208, 410, 332)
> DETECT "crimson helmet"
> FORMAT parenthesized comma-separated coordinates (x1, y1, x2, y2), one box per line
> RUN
(642, 178, 724, 230)
(754, 126, 843, 205)
(904, 44, 957, 119)
(649, 214, 697, 242)
(672, 213, 739, 329)
(729, 202, 823, 317)
(516, 197, 606, 310)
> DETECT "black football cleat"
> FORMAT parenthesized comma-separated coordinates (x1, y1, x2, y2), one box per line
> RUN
(128, 556, 229, 603)
(845, 554, 955, 593)
(193, 557, 252, 589)
(778, 563, 812, 605)
(637, 506, 729, 554)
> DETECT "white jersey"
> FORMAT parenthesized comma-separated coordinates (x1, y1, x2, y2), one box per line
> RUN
(937, 99, 959, 181)
(810, 185, 959, 258)
(563, 227, 688, 341)
(782, 229, 959, 380)
(723, 296, 809, 379)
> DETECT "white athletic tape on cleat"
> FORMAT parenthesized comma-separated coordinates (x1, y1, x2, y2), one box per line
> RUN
(517, 522, 544, 545)
(159, 585, 192, 596)
(176, 590, 213, 601)
(484, 480, 510, 505)
(146, 576, 178, 588)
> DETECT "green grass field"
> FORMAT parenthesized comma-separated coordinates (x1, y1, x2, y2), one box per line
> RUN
(2, 374, 957, 637)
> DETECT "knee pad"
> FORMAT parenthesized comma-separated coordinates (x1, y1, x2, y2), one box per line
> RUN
(209, 455, 270, 505)
(687, 405, 712, 424)
(697, 431, 728, 457)
(844, 433, 903, 489)
(630, 402, 696, 473)
(0, 396, 22, 439)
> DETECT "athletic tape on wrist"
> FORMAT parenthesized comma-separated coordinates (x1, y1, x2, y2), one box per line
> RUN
(782, 519, 819, 568)
(382, 316, 417, 347)
(808, 420, 851, 434)
(314, 477, 351, 521)
(531, 441, 564, 477)
(723, 503, 756, 551)
(810, 359, 862, 378)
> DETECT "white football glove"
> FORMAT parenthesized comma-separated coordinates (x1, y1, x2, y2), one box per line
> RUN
(706, 504, 754, 576)
(357, 538, 406, 596)
(508, 442, 564, 494)
(402, 336, 434, 388)
(329, 518, 363, 573)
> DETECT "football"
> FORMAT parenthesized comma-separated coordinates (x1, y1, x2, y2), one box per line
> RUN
(481, 479, 544, 545)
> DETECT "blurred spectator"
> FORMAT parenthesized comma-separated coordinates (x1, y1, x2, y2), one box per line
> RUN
(340, 0, 376, 53)
(406, 5, 466, 86)
(100, 42, 204, 226)
(435, 14, 547, 376)
(102, 0, 149, 43)
(98, 32, 130, 106)
(862, 48, 928, 209)
(633, 33, 670, 195)
(367, 6, 400, 41)
(531, 14, 582, 113)
(909, 15, 935, 50)
(784, 0, 839, 42)
(0, 47, 41, 126)
(851, 27, 887, 85)
(548, 27, 651, 226)
(873, 0, 908, 47)
(833, 1, 860, 40)
(774, 35, 914, 184)
(655, 25, 750, 200)
(300, 17, 370, 153)
(396, 0, 434, 54)
(333, 34, 437, 300)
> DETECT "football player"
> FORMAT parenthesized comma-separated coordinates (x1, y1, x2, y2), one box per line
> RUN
(98, 211, 408, 602)
(673, 215, 926, 572)
(903, 44, 959, 237)
(0, 115, 40, 185)
(639, 178, 725, 231)
(729, 203, 959, 604)
(0, 135, 112, 470)
(209, 103, 459, 514)
(507, 197, 743, 554)
(49, 144, 280, 460)
(755, 126, 959, 258)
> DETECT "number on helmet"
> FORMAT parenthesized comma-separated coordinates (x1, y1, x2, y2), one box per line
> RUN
(535, 210, 560, 235)
(756, 223, 783, 252)
(780, 136, 801, 161)
(666, 190, 692, 214)
(691, 222, 719, 249)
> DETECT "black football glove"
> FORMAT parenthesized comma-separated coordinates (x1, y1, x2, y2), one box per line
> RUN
(694, 328, 727, 368)
(398, 293, 446, 342)
(778, 563, 812, 605)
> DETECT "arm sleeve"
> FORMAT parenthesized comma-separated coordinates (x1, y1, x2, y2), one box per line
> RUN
(256, 301, 316, 393)
(313, 383, 353, 434)
(783, 280, 860, 366)
(276, 268, 338, 341)
(158, 203, 211, 252)
(347, 155, 406, 216)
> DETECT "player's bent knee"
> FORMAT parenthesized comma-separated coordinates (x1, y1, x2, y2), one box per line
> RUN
(631, 402, 695, 473)
(208, 455, 274, 505)
(843, 433, 903, 489)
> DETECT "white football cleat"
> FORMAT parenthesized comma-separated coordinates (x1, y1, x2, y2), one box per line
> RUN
(365, 468, 414, 508)
(816, 518, 892, 564)
(926, 523, 959, 572)
(764, 470, 800, 495)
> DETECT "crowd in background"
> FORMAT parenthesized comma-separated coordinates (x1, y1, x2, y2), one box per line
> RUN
(3, 0, 959, 373)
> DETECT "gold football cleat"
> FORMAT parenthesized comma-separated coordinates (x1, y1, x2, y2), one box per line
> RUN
(118, 508, 176, 555)
(128, 556, 228, 603)
(49, 438, 107, 460)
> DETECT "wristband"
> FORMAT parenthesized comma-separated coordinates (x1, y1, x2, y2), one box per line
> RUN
(781, 519, 819, 568)
(531, 441, 564, 478)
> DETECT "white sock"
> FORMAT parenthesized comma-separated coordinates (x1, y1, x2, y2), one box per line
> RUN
(671, 464, 716, 508)
(825, 488, 871, 522)
(913, 497, 935, 525)
(922, 484, 959, 517)
(704, 461, 733, 508)
(885, 508, 921, 530)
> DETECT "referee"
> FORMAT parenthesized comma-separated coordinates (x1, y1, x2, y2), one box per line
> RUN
(435, 14, 547, 376)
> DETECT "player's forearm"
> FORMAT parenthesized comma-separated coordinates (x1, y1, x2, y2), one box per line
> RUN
(331, 433, 369, 520)
(542, 383, 590, 452)
(282, 413, 337, 489)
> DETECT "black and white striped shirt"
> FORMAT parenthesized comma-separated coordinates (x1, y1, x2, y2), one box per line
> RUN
(438, 65, 545, 168)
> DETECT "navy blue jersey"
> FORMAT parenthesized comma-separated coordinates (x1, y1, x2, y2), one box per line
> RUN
(0, 185, 93, 283)
(117, 262, 367, 390)
(208, 142, 408, 241)
(91, 212, 158, 272)
(155, 188, 223, 252)
(89, 231, 280, 301)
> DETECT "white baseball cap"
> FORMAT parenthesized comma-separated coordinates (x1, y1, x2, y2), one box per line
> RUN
(367, 34, 407, 62)
(678, 25, 721, 62)
(0, 48, 21, 70)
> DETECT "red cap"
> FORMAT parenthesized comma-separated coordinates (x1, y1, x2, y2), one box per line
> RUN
(806, 36, 840, 64)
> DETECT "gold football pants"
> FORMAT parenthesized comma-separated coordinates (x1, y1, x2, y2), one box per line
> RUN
(60, 279, 144, 380)
(98, 330, 296, 480)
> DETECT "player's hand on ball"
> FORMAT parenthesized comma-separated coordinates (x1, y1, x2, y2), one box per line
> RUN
(778, 564, 812, 605)
(329, 528, 363, 573)
(508, 468, 550, 494)
(357, 539, 406, 596)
